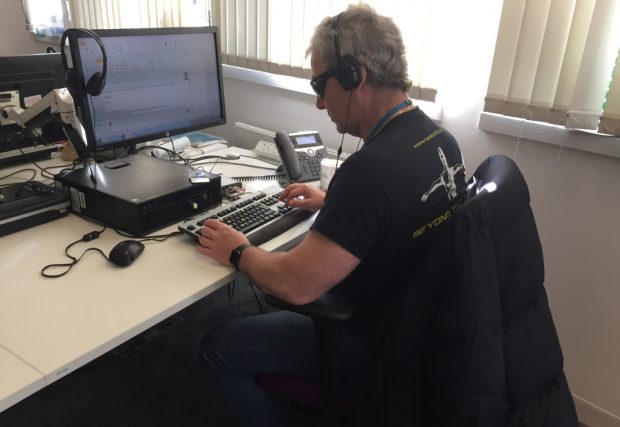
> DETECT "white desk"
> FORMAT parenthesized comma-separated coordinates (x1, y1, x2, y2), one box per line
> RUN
(0, 346, 45, 413)
(0, 148, 314, 412)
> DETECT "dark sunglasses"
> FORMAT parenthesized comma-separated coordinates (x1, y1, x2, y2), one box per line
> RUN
(310, 68, 337, 98)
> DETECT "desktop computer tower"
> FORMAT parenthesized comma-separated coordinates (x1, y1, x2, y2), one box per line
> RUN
(54, 155, 221, 236)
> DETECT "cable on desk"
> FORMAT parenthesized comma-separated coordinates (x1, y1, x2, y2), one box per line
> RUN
(131, 145, 192, 167)
(41, 226, 108, 278)
(3, 127, 60, 177)
(0, 168, 37, 183)
(39, 161, 76, 180)
(114, 228, 183, 242)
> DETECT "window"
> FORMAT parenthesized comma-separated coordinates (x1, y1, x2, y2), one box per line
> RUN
(211, 0, 442, 102)
(20, 0, 68, 38)
(483, 0, 620, 137)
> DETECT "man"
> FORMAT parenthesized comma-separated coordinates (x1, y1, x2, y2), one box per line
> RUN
(198, 4, 466, 425)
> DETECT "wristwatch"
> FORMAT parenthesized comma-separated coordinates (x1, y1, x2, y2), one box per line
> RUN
(229, 243, 251, 270)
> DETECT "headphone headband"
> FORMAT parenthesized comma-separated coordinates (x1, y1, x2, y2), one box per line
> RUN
(60, 28, 107, 97)
(331, 12, 361, 91)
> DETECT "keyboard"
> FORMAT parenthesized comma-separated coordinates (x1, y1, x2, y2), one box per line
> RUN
(178, 185, 314, 246)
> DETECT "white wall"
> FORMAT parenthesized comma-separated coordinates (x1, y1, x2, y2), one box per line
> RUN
(215, 2, 620, 424)
(0, 1, 57, 55)
(2, 1, 619, 424)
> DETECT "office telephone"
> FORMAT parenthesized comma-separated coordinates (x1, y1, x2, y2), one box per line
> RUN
(274, 131, 327, 182)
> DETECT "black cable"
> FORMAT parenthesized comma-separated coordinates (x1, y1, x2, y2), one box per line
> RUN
(39, 162, 76, 180)
(3, 128, 60, 176)
(0, 168, 37, 182)
(41, 247, 109, 278)
(114, 228, 183, 242)
(10, 181, 55, 198)
(227, 279, 235, 300)
(41, 227, 107, 278)
(336, 90, 354, 168)
(56, 160, 82, 178)
(190, 154, 233, 162)
(169, 135, 176, 154)
(131, 144, 191, 167)
(249, 280, 266, 314)
(40, 226, 179, 278)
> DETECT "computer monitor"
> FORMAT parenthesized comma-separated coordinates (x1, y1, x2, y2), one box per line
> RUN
(0, 53, 67, 145)
(68, 27, 226, 154)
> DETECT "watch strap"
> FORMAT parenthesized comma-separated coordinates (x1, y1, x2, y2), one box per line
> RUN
(229, 243, 251, 270)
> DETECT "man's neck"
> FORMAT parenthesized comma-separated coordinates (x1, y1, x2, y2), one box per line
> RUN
(359, 88, 410, 140)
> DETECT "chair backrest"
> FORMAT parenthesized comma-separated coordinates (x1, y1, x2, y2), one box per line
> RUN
(370, 155, 577, 426)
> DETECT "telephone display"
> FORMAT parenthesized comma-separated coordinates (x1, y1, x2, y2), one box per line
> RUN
(274, 131, 327, 182)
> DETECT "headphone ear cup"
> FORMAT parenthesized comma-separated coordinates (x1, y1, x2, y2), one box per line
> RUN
(336, 55, 361, 91)
(85, 72, 105, 96)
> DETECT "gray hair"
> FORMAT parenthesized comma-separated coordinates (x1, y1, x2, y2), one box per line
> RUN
(307, 3, 412, 92)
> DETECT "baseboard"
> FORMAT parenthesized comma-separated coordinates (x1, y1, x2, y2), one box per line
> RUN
(574, 394, 620, 427)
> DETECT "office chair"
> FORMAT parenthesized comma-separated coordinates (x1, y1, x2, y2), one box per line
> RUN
(255, 292, 356, 425)
(259, 155, 578, 426)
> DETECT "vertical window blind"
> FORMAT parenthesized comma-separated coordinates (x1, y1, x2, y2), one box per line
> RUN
(69, 0, 210, 29)
(484, 0, 620, 137)
(211, 0, 441, 102)
(28, 0, 442, 102)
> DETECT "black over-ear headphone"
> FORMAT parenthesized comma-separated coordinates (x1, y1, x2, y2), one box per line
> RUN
(332, 12, 362, 91)
(60, 28, 107, 96)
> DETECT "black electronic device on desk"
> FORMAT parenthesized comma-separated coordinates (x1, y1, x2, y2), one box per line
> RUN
(178, 185, 314, 246)
(274, 131, 326, 183)
(54, 155, 221, 236)
(0, 181, 69, 237)
(0, 53, 66, 166)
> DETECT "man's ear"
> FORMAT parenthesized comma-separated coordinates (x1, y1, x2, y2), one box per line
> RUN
(357, 65, 368, 89)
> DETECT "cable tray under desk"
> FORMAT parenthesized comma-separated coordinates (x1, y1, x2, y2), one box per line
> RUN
(178, 185, 314, 246)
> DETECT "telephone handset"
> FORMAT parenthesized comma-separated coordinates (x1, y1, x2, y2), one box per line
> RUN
(274, 131, 327, 182)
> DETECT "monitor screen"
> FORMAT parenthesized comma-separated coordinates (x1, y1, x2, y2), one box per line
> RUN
(69, 27, 226, 153)
(0, 53, 67, 145)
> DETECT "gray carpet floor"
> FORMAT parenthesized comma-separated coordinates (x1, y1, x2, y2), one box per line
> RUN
(0, 277, 311, 427)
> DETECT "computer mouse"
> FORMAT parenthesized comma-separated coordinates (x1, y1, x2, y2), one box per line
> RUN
(109, 240, 145, 267)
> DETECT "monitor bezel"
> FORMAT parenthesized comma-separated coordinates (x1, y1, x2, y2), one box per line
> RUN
(0, 53, 67, 143)
(0, 53, 66, 107)
(67, 26, 226, 154)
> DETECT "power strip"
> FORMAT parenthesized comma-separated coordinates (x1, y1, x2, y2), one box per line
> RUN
(253, 139, 281, 162)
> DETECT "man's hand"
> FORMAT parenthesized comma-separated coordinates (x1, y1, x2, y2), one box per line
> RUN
(197, 219, 250, 266)
(279, 183, 325, 212)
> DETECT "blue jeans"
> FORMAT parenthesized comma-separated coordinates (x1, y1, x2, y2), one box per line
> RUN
(199, 310, 370, 426)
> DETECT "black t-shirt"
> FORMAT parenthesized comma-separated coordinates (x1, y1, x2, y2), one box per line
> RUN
(311, 107, 466, 337)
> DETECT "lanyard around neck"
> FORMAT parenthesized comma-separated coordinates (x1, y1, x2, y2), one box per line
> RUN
(365, 99, 414, 144)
